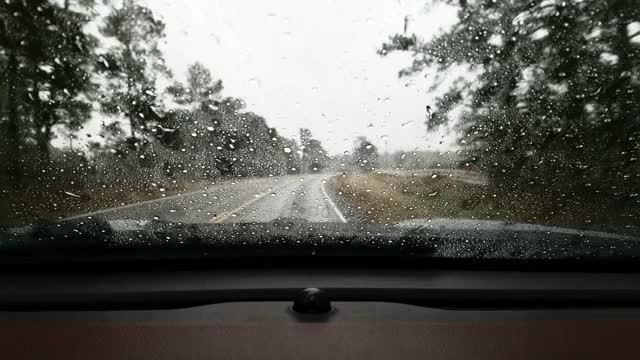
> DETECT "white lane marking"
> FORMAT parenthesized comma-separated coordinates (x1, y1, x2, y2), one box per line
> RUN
(62, 188, 211, 221)
(61, 178, 263, 221)
(320, 177, 347, 223)
(209, 180, 294, 223)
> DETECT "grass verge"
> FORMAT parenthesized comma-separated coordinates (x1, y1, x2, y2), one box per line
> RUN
(333, 173, 640, 228)
(2, 179, 218, 224)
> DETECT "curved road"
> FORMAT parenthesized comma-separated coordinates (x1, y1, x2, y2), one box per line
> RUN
(67, 174, 346, 224)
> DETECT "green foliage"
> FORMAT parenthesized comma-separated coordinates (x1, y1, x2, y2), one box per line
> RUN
(352, 136, 379, 172)
(98, 0, 170, 140)
(300, 129, 329, 172)
(1, 0, 99, 184)
(166, 62, 223, 109)
(381, 0, 640, 196)
(161, 64, 308, 178)
(1, 0, 323, 194)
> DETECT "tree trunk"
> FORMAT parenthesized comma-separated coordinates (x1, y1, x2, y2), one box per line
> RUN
(605, 20, 633, 163)
(34, 100, 54, 166)
(120, 36, 137, 143)
(5, 53, 21, 185)
(126, 67, 136, 142)
(127, 78, 135, 140)
(36, 124, 52, 164)
(129, 112, 136, 140)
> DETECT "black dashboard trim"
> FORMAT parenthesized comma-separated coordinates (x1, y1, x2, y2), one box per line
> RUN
(3, 267, 640, 310)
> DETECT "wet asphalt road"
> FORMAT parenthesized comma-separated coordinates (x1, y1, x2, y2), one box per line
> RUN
(68, 174, 346, 224)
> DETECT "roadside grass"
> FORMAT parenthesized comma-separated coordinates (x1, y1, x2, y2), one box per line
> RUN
(1, 179, 219, 224)
(333, 173, 640, 227)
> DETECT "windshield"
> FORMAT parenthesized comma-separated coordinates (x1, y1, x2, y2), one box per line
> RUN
(1, 0, 639, 257)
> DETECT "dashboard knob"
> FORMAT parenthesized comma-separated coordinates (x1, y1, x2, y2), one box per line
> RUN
(292, 288, 332, 314)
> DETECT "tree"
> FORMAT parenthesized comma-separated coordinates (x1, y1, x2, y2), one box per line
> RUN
(1, 0, 313, 197)
(163, 63, 227, 178)
(281, 137, 302, 174)
(167, 62, 223, 110)
(353, 136, 379, 172)
(164, 62, 302, 179)
(299, 128, 329, 172)
(1, 0, 99, 182)
(381, 0, 640, 195)
(99, 0, 170, 145)
(0, 0, 42, 182)
(33, 1, 98, 162)
(212, 103, 298, 177)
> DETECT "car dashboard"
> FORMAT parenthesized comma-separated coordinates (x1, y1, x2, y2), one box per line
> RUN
(1, 266, 639, 359)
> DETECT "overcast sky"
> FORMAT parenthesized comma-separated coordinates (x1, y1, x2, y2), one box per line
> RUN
(58, 0, 461, 154)
(136, 0, 461, 155)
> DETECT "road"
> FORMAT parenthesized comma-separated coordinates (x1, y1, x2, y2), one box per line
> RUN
(67, 174, 347, 224)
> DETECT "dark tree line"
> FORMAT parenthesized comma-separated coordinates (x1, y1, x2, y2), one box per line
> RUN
(1, 0, 327, 192)
(381, 0, 640, 198)
(1, 0, 100, 182)
(352, 136, 379, 172)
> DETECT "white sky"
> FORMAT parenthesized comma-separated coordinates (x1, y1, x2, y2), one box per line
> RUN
(142, 0, 461, 155)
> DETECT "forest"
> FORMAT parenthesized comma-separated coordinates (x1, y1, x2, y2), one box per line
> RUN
(381, 0, 640, 199)
(0, 0, 335, 222)
(1, 0, 330, 221)
(3, 0, 640, 225)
